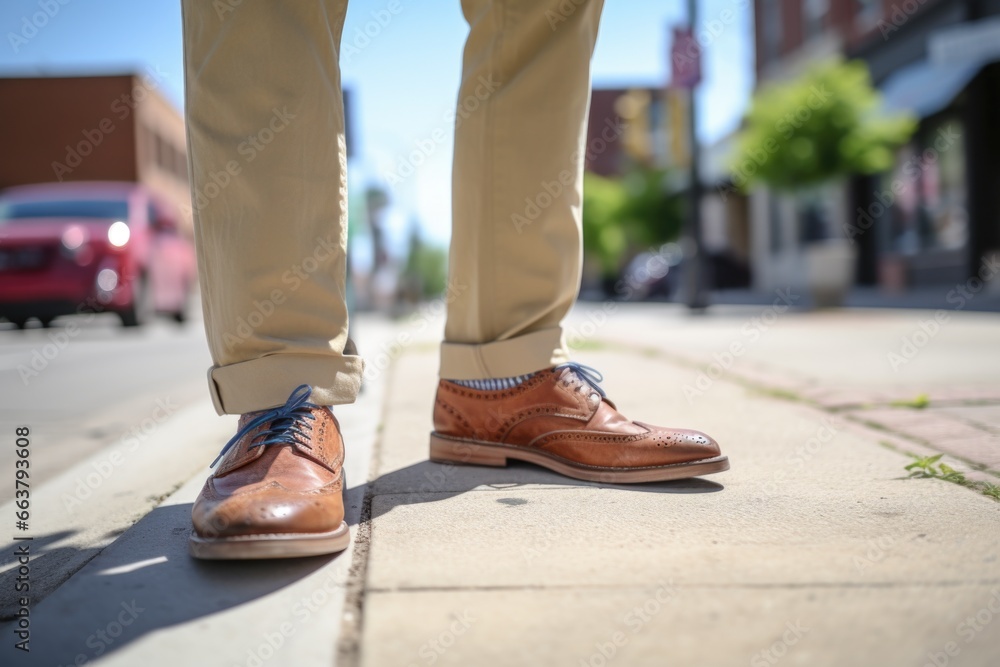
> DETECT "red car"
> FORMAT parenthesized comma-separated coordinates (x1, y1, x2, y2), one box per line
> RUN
(0, 181, 197, 328)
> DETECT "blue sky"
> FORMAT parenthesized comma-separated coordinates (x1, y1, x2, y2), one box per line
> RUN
(0, 0, 754, 250)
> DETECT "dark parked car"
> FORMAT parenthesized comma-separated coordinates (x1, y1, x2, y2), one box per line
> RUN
(0, 181, 196, 328)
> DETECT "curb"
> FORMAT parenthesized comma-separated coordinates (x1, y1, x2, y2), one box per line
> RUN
(0, 398, 236, 617)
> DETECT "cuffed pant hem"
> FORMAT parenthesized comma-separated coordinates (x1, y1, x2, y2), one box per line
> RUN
(438, 327, 570, 380)
(207, 353, 365, 415)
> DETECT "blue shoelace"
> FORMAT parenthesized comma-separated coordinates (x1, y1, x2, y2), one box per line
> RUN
(211, 384, 318, 468)
(553, 362, 607, 398)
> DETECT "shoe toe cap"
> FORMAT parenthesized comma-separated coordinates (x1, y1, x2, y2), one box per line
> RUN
(192, 481, 344, 539)
(637, 424, 722, 461)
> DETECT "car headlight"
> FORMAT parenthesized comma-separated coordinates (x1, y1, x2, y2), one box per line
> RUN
(108, 221, 130, 247)
(97, 268, 119, 291)
(61, 225, 87, 251)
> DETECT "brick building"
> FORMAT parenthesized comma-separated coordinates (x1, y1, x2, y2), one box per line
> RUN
(0, 72, 191, 233)
(751, 0, 1000, 292)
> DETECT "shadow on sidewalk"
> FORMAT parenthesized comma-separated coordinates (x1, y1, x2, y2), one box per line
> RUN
(0, 502, 343, 664)
(352, 459, 724, 524)
(0, 461, 722, 664)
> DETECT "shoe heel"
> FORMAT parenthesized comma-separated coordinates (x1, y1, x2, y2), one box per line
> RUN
(429, 434, 507, 467)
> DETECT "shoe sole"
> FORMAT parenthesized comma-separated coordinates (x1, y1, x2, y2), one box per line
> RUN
(429, 434, 729, 483)
(188, 521, 350, 560)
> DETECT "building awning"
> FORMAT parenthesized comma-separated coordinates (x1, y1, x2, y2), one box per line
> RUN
(880, 59, 984, 119)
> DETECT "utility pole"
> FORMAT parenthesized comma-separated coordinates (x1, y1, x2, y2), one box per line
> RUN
(683, 0, 708, 310)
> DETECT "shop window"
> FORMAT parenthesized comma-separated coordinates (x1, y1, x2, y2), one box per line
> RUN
(761, 0, 783, 63)
(803, 0, 829, 40)
(882, 118, 967, 255)
(768, 192, 783, 253)
(856, 0, 882, 27)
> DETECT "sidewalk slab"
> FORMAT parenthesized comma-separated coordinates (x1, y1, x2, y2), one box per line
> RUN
(358, 342, 1000, 666)
(3, 471, 350, 667)
(0, 313, 395, 666)
(585, 304, 1000, 404)
(582, 303, 1000, 472)
(362, 586, 1000, 667)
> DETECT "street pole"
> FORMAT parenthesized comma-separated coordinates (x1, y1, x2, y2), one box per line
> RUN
(683, 0, 708, 310)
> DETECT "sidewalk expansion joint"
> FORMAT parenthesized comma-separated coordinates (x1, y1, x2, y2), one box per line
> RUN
(335, 365, 395, 667)
(365, 579, 1000, 594)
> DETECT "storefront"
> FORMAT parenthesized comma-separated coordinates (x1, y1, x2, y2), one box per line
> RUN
(851, 9, 1000, 289)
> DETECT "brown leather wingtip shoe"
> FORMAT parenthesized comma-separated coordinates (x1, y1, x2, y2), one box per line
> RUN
(189, 385, 350, 560)
(430, 363, 729, 483)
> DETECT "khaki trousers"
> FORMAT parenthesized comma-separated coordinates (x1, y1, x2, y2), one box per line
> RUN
(182, 0, 605, 415)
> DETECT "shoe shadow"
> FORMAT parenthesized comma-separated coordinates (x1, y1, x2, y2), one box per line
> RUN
(351, 459, 725, 525)
(0, 460, 722, 664)
(0, 503, 341, 665)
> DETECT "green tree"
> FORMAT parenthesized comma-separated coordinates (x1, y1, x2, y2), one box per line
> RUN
(617, 167, 684, 248)
(401, 227, 448, 298)
(582, 168, 683, 280)
(582, 172, 629, 278)
(734, 59, 916, 191)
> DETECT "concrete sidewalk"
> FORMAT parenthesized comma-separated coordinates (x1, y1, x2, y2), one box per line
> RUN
(354, 306, 1000, 666)
(4, 304, 1000, 666)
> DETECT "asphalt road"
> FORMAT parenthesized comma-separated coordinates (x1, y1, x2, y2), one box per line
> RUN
(0, 310, 212, 506)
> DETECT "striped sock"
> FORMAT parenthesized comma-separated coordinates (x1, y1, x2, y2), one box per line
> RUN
(449, 373, 536, 391)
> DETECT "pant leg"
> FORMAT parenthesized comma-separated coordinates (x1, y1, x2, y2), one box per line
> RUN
(440, 0, 606, 380)
(182, 0, 363, 415)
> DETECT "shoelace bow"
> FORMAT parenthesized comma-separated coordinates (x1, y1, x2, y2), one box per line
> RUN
(211, 384, 318, 468)
(553, 361, 607, 398)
